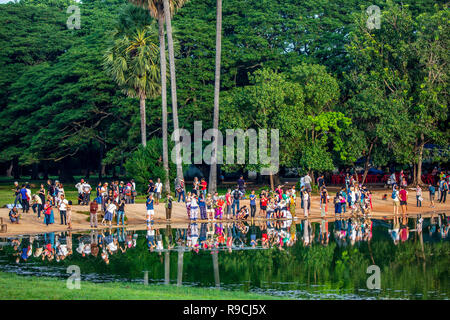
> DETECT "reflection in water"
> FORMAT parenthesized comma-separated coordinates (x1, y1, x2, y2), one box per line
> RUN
(0, 214, 449, 300)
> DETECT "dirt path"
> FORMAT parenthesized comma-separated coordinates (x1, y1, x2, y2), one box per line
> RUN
(1, 190, 449, 236)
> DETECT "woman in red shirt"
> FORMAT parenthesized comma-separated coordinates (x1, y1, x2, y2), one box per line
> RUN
(260, 193, 268, 218)
(200, 178, 207, 197)
(399, 186, 408, 218)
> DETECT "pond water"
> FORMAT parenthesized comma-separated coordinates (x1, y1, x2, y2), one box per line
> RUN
(0, 214, 449, 300)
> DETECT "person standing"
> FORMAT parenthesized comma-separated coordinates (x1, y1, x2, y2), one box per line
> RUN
(192, 177, 200, 196)
(429, 184, 436, 208)
(165, 194, 173, 221)
(231, 186, 241, 216)
(58, 194, 69, 225)
(90, 199, 99, 228)
(176, 178, 185, 202)
(200, 178, 208, 197)
(147, 179, 155, 196)
(413, 185, 423, 207)
(304, 173, 312, 191)
(320, 186, 328, 216)
(67, 200, 73, 230)
(225, 189, 232, 220)
(104, 201, 116, 227)
(117, 196, 126, 226)
(237, 176, 246, 195)
(20, 184, 28, 213)
(131, 179, 136, 204)
(155, 178, 163, 205)
(303, 190, 309, 217)
(199, 193, 207, 220)
(249, 190, 257, 219)
(439, 177, 448, 203)
(317, 174, 325, 189)
(399, 186, 408, 219)
(12, 181, 21, 207)
(32, 194, 42, 219)
(75, 179, 85, 205)
(82, 181, 92, 206)
(392, 186, 400, 216)
(260, 192, 268, 218)
(43, 200, 54, 226)
(38, 184, 46, 205)
(146, 194, 155, 222)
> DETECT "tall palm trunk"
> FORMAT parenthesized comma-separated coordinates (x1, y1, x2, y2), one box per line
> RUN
(139, 90, 147, 147)
(163, 0, 184, 182)
(209, 0, 222, 194)
(158, 12, 170, 194)
(416, 133, 425, 185)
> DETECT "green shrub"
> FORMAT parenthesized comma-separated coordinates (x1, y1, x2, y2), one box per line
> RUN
(124, 137, 176, 193)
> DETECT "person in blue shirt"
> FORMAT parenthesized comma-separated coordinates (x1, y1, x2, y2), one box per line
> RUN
(249, 190, 257, 218)
(20, 185, 29, 213)
(146, 194, 154, 223)
(198, 193, 207, 220)
(429, 184, 435, 208)
(340, 187, 347, 213)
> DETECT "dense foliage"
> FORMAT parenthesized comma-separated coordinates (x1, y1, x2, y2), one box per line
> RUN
(0, 0, 448, 185)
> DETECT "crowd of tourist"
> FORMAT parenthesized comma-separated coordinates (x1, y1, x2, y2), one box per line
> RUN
(6, 169, 450, 230)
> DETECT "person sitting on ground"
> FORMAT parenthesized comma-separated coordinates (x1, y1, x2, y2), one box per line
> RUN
(237, 206, 249, 220)
(9, 207, 20, 224)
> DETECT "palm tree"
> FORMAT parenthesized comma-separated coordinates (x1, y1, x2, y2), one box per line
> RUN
(129, 0, 187, 193)
(208, 0, 222, 194)
(103, 27, 160, 147)
(162, 0, 184, 183)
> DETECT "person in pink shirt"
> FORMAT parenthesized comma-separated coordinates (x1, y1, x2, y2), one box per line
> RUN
(225, 189, 232, 219)
(399, 186, 408, 218)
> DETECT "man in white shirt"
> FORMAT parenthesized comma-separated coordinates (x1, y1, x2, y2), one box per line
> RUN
(75, 179, 85, 205)
(82, 181, 92, 205)
(154, 178, 163, 205)
(59, 194, 70, 225)
(304, 174, 312, 191)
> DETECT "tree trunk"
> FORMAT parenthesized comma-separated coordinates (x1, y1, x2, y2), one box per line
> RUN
(6, 161, 13, 178)
(139, 91, 147, 147)
(43, 161, 49, 180)
(208, 0, 222, 195)
(310, 170, 315, 187)
(31, 163, 39, 180)
(158, 13, 171, 195)
(416, 133, 425, 186)
(269, 173, 274, 190)
(177, 247, 184, 287)
(164, 250, 170, 285)
(58, 157, 75, 183)
(212, 250, 220, 288)
(98, 142, 104, 181)
(13, 156, 20, 180)
(163, 0, 184, 182)
(361, 142, 374, 185)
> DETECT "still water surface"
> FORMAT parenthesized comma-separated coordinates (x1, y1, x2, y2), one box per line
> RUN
(1, 214, 449, 300)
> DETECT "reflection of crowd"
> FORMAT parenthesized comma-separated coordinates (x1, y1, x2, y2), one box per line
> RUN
(7, 228, 137, 265)
(334, 217, 373, 247)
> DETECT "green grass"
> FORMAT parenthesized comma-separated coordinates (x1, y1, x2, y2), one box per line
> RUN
(0, 176, 294, 207)
(0, 272, 282, 300)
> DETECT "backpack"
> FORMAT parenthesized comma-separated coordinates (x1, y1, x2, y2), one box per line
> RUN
(392, 191, 397, 199)
(233, 191, 240, 200)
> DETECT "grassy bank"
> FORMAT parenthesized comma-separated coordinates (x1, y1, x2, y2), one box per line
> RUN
(0, 272, 282, 300)
(0, 178, 261, 207)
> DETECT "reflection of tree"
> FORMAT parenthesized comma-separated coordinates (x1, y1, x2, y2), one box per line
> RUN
(1, 227, 448, 299)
